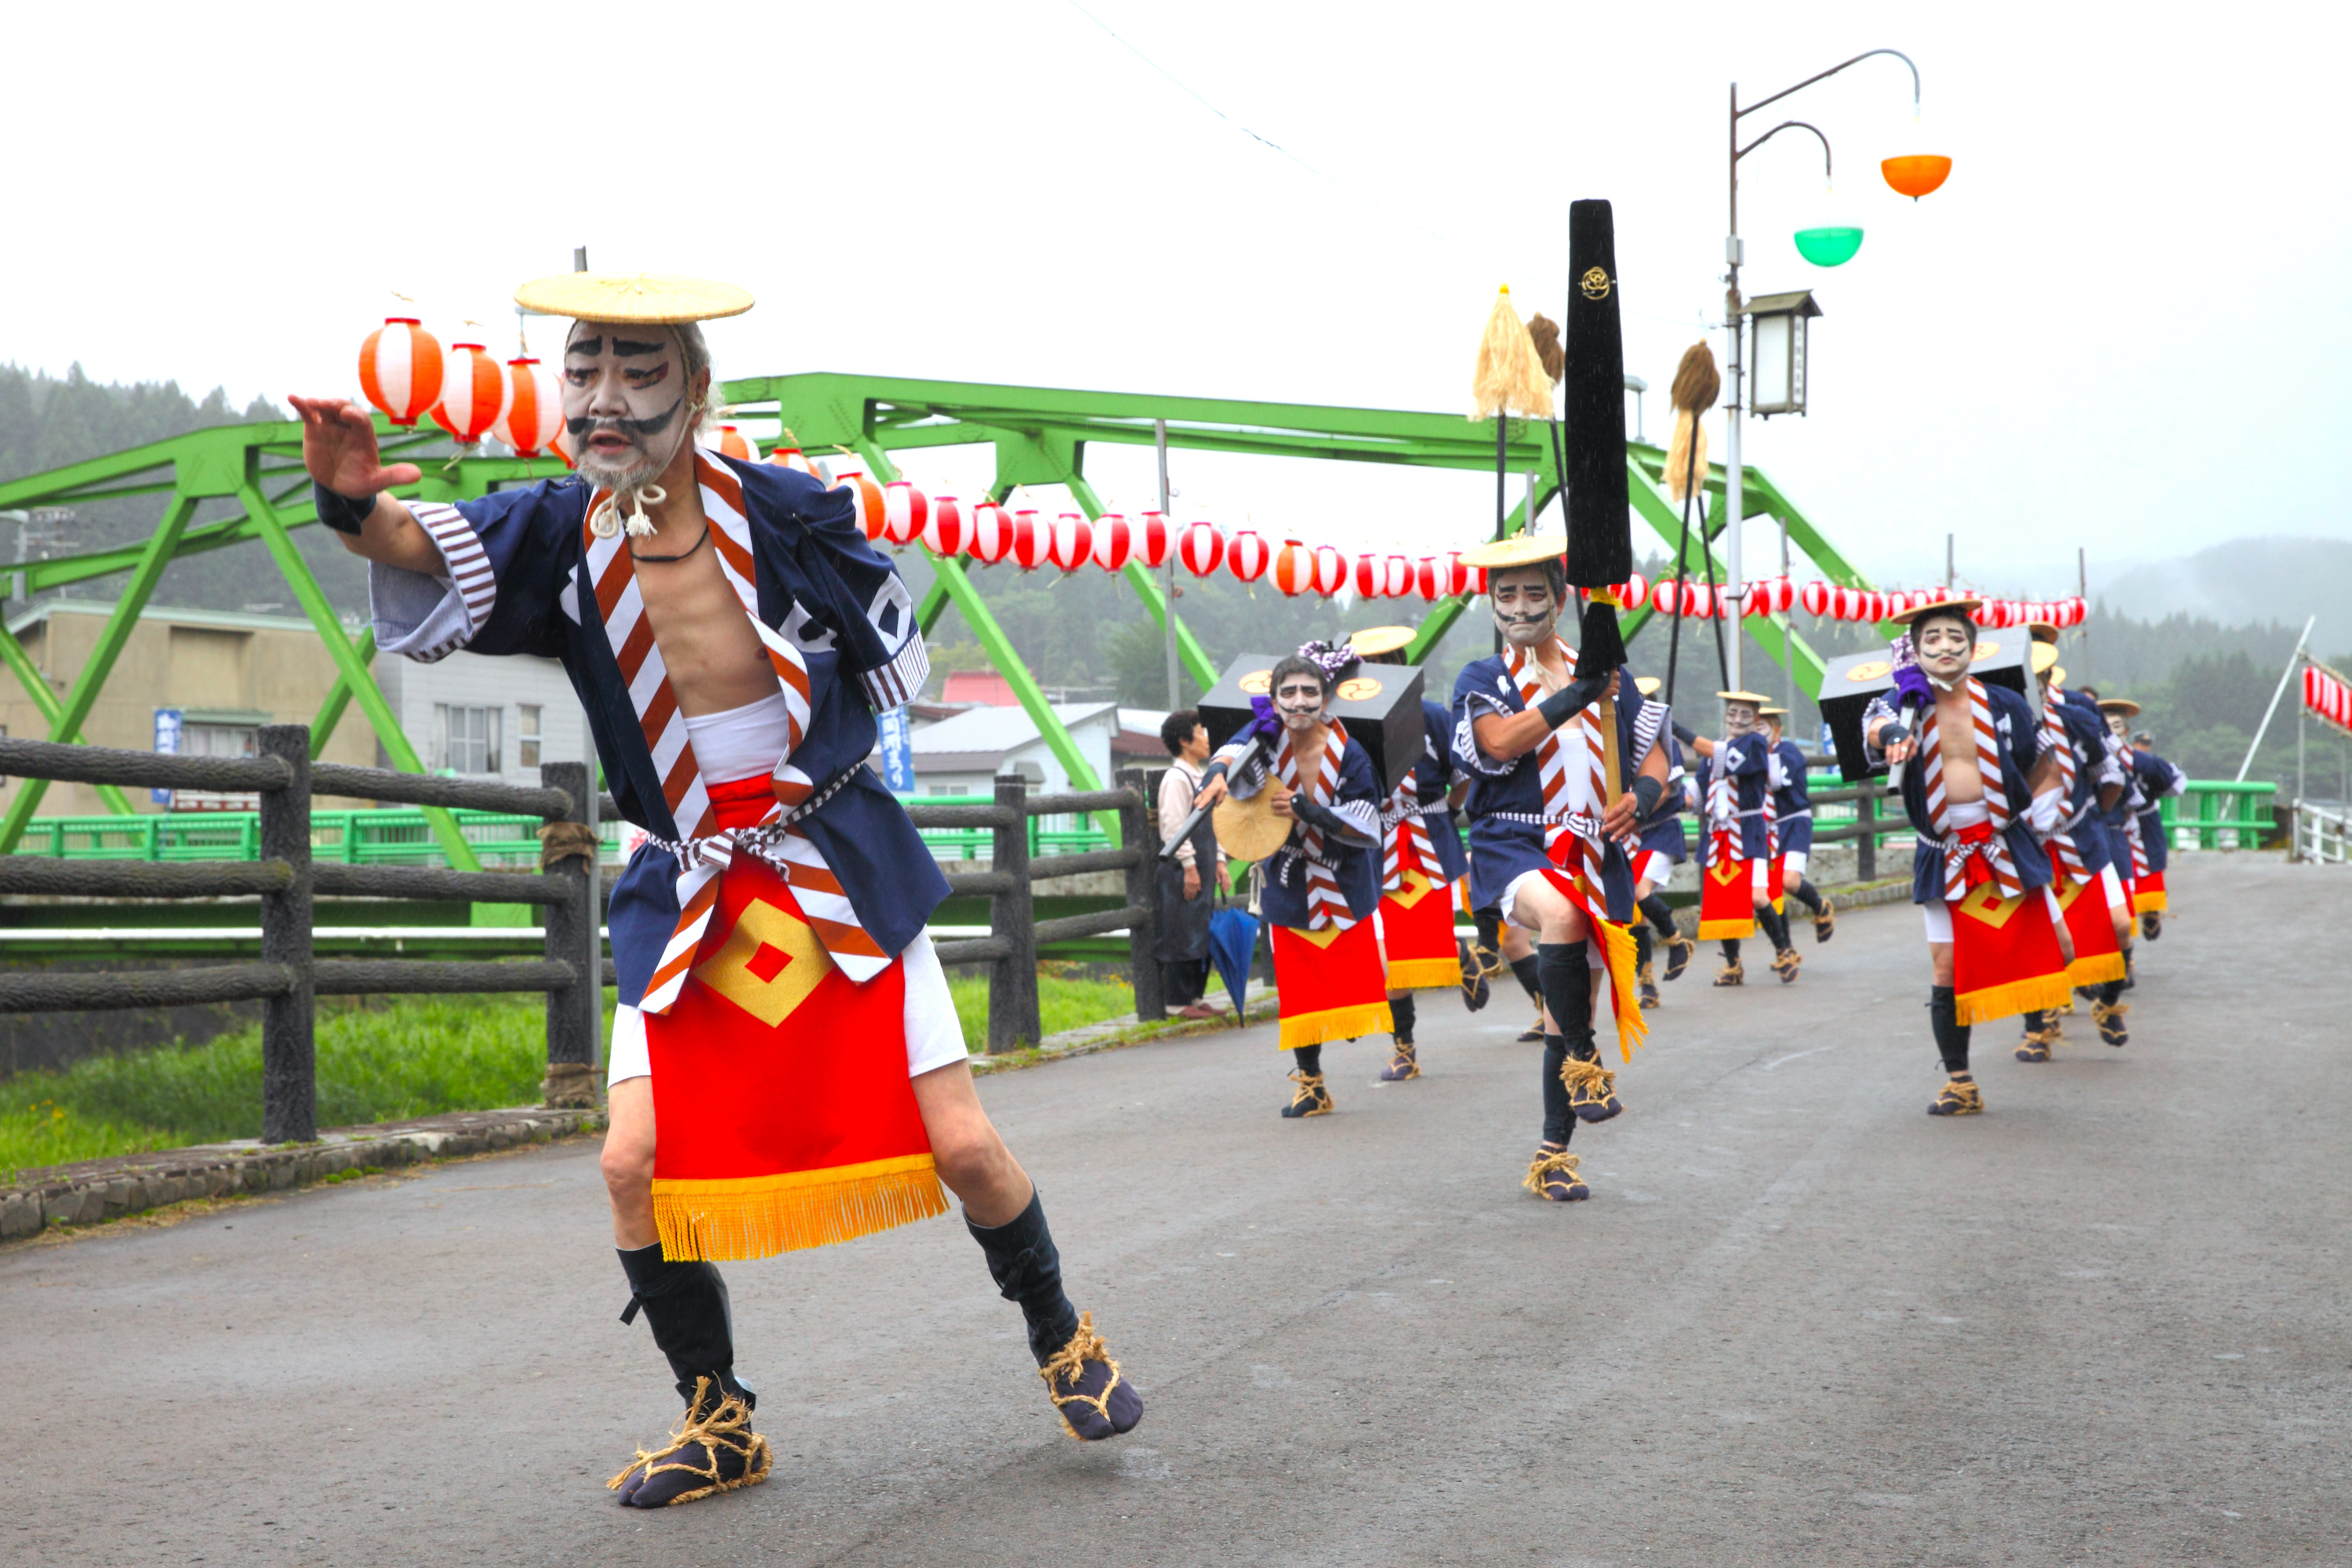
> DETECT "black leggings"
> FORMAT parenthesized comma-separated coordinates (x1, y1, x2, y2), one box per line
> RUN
(1929, 985, 1970, 1075)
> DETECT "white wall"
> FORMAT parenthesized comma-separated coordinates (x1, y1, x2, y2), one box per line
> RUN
(376, 650, 588, 790)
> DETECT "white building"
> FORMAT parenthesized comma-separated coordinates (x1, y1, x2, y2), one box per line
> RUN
(372, 648, 590, 789)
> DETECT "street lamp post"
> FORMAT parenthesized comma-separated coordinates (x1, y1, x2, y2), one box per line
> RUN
(1724, 48, 1934, 695)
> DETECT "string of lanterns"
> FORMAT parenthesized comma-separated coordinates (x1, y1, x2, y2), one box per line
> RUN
(2305, 666, 2352, 736)
(352, 319, 2086, 624)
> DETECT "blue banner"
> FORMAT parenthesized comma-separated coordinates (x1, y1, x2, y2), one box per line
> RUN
(151, 708, 183, 805)
(877, 704, 916, 794)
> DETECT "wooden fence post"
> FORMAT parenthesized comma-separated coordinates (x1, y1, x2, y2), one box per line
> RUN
(539, 760, 599, 1107)
(257, 724, 314, 1143)
(1116, 767, 1166, 1021)
(988, 773, 1040, 1052)
(1855, 788, 1877, 882)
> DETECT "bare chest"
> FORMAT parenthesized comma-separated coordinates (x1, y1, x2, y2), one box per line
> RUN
(1933, 695, 1985, 798)
(631, 550, 778, 717)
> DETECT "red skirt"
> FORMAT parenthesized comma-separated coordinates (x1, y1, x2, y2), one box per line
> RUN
(1271, 920, 1393, 1051)
(1697, 834, 1758, 941)
(1380, 866, 1461, 991)
(2132, 869, 2167, 913)
(1948, 882, 2075, 1026)
(2056, 874, 2126, 988)
(644, 775, 946, 1261)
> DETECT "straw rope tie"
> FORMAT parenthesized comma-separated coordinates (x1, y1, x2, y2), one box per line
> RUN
(1038, 1313, 1127, 1440)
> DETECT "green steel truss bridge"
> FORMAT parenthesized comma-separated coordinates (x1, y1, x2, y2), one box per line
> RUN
(0, 372, 1874, 864)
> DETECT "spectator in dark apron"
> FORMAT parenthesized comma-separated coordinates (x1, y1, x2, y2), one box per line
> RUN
(1156, 710, 1225, 1018)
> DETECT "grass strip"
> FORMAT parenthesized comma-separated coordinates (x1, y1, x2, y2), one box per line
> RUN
(5, 970, 1138, 1181)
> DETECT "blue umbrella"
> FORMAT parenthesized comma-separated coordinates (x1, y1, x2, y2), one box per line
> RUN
(1207, 907, 1260, 1022)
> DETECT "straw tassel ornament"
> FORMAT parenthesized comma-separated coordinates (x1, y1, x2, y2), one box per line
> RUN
(1470, 285, 1558, 420)
(1663, 342, 1719, 506)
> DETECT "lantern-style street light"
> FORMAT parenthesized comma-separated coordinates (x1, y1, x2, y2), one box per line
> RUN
(1746, 290, 1821, 418)
(1720, 48, 1949, 693)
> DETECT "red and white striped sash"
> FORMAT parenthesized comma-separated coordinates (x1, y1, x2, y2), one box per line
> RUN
(1276, 724, 1355, 930)
(1702, 739, 1777, 861)
(1505, 639, 1606, 898)
(1918, 678, 2021, 901)
(2039, 704, 2090, 886)
(1379, 774, 1439, 892)
(586, 452, 889, 1011)
(2125, 811, 2151, 879)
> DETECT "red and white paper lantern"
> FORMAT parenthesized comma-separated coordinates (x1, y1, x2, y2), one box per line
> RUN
(1091, 514, 1134, 572)
(922, 495, 968, 557)
(837, 472, 887, 543)
(428, 342, 507, 445)
(711, 424, 760, 462)
(882, 480, 928, 546)
(1311, 544, 1348, 597)
(1133, 511, 1171, 569)
(358, 317, 445, 428)
(1009, 509, 1051, 570)
(1179, 520, 1225, 577)
(493, 356, 562, 457)
(1271, 539, 1315, 597)
(1047, 511, 1093, 572)
(1226, 528, 1270, 585)
(967, 501, 1014, 564)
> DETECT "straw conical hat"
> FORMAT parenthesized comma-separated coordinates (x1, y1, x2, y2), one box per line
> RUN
(514, 271, 753, 324)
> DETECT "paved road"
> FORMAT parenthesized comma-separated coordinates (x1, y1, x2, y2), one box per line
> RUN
(5, 856, 2347, 1567)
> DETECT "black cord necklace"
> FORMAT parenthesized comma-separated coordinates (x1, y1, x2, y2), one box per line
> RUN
(628, 525, 710, 564)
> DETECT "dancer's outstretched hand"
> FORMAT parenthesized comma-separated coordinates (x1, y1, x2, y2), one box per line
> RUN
(289, 396, 423, 497)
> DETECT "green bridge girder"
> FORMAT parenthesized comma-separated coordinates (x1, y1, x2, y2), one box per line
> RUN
(0, 373, 1875, 855)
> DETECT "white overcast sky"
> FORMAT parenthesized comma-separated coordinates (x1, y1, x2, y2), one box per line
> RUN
(9, 1, 2347, 601)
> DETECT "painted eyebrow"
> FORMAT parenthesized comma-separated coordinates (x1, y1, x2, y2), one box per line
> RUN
(565, 336, 601, 356)
(613, 339, 667, 357)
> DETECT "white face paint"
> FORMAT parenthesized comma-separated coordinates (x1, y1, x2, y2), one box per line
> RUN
(2107, 713, 2130, 741)
(1490, 568, 1559, 649)
(562, 322, 694, 492)
(1273, 675, 1327, 731)
(1723, 702, 1759, 735)
(1912, 617, 1975, 688)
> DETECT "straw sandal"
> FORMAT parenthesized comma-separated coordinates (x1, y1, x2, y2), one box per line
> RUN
(1813, 895, 1836, 942)
(1714, 960, 1744, 987)
(1281, 1069, 1333, 1118)
(1523, 1145, 1589, 1202)
(2015, 1027, 2056, 1063)
(1770, 947, 1802, 985)
(1380, 1040, 1421, 1081)
(2092, 1000, 2130, 1047)
(1926, 1078, 1984, 1117)
(1039, 1312, 1142, 1441)
(608, 1378, 771, 1508)
(1661, 932, 1695, 982)
(1562, 1054, 1621, 1123)
(1637, 959, 1660, 1010)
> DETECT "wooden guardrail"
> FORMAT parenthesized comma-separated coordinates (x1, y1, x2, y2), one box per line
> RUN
(0, 727, 599, 1140)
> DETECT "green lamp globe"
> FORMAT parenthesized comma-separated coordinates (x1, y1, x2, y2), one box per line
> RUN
(1793, 227, 1864, 267)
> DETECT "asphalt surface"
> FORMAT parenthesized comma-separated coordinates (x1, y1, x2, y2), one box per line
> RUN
(5, 855, 2347, 1568)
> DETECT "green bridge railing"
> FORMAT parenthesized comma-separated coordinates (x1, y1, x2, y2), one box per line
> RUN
(2, 779, 2277, 869)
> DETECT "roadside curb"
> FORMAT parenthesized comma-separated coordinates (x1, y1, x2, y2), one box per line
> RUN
(971, 992, 1283, 1076)
(2, 1105, 602, 1242)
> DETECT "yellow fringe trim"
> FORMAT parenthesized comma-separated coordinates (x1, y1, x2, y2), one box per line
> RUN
(2133, 889, 2167, 913)
(1954, 971, 2075, 1029)
(652, 1153, 948, 1261)
(1594, 916, 1649, 1063)
(2066, 949, 2127, 988)
(1385, 956, 1465, 991)
(1277, 999, 1395, 1051)
(1697, 917, 1755, 940)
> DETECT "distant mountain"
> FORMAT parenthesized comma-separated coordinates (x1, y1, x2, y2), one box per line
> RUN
(2096, 536, 2351, 661)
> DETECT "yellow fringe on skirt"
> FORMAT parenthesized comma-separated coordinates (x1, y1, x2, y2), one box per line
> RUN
(1594, 916, 1650, 1062)
(2132, 887, 2167, 913)
(652, 1153, 949, 1261)
(2066, 949, 2127, 989)
(1277, 1000, 1396, 1051)
(1954, 972, 2076, 1029)
(1385, 956, 1465, 991)
(1697, 916, 1755, 941)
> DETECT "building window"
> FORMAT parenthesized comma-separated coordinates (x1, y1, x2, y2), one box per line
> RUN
(436, 704, 503, 775)
(518, 705, 543, 770)
(182, 723, 259, 758)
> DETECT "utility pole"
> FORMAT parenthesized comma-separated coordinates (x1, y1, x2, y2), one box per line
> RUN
(1945, 532, 1955, 590)
(1156, 419, 1178, 710)
(2238, 615, 2315, 782)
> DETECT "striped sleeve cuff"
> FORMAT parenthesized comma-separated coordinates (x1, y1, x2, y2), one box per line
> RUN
(858, 631, 930, 713)
(374, 502, 499, 664)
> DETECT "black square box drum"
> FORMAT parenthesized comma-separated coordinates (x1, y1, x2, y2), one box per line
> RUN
(1197, 653, 1425, 797)
(1819, 633, 2034, 782)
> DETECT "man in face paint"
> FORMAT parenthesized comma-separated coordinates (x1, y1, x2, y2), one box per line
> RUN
(561, 322, 702, 500)
(1682, 691, 1798, 984)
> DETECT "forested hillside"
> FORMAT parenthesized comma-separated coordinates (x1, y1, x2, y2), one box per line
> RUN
(0, 365, 370, 619)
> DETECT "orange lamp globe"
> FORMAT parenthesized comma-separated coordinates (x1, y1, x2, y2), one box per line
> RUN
(1881, 153, 1952, 201)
